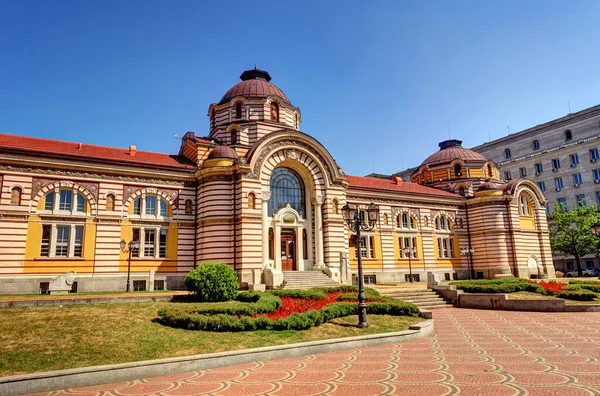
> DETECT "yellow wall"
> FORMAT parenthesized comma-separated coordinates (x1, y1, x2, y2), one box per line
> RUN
(23, 217, 97, 274)
(119, 220, 179, 273)
(349, 233, 383, 270)
(519, 216, 536, 229)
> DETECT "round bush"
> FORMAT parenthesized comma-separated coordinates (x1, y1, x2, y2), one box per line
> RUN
(184, 262, 239, 302)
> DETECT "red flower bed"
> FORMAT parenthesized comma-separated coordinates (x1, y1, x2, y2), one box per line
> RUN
(255, 292, 354, 321)
(536, 282, 566, 294)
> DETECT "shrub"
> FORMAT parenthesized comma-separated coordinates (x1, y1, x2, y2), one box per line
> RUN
(269, 289, 328, 299)
(569, 280, 600, 285)
(578, 285, 600, 293)
(556, 289, 597, 301)
(184, 262, 239, 302)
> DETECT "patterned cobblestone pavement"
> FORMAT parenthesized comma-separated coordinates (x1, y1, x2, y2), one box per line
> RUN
(30, 308, 600, 395)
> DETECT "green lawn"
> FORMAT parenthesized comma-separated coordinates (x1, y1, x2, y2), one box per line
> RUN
(0, 301, 421, 376)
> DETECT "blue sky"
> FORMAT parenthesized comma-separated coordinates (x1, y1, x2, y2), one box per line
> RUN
(2, 1, 600, 176)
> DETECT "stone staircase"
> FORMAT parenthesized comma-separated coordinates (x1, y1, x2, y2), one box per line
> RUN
(376, 287, 452, 310)
(281, 271, 340, 289)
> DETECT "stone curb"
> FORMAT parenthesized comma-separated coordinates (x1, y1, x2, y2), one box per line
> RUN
(458, 293, 600, 312)
(0, 319, 434, 396)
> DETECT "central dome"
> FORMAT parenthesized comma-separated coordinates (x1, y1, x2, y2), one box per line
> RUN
(420, 139, 488, 167)
(219, 68, 291, 105)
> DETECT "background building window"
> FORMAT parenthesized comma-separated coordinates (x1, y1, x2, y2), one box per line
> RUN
(555, 177, 564, 190)
(565, 130, 573, 141)
(537, 181, 546, 192)
(557, 197, 567, 209)
(576, 194, 586, 206)
(570, 154, 579, 166)
(552, 158, 561, 170)
(504, 148, 511, 159)
(573, 173, 583, 185)
(532, 140, 540, 150)
(519, 167, 527, 178)
(10, 187, 22, 206)
(504, 171, 512, 181)
(535, 163, 543, 174)
(590, 148, 599, 162)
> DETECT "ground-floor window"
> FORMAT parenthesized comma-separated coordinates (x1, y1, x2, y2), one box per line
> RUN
(131, 227, 168, 258)
(40, 224, 84, 258)
(399, 236, 418, 258)
(437, 237, 456, 258)
(355, 236, 375, 259)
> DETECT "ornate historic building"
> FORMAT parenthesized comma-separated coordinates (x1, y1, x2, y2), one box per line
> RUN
(0, 69, 555, 294)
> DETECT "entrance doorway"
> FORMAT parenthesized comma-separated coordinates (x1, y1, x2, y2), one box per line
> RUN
(281, 229, 296, 271)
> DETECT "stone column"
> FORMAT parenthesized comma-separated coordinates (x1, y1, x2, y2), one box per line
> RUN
(297, 226, 304, 271)
(274, 225, 281, 270)
(313, 194, 324, 268)
(261, 191, 271, 267)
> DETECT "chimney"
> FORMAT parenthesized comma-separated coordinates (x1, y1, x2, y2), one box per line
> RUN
(129, 145, 136, 157)
(392, 175, 402, 185)
(76, 143, 82, 149)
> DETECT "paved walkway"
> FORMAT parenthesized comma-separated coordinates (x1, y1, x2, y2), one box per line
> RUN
(30, 308, 600, 395)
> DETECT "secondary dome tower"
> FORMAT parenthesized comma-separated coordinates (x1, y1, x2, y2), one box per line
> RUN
(207, 68, 301, 151)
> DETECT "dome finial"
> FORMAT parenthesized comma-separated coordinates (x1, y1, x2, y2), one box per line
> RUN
(240, 68, 271, 82)
(438, 139, 463, 150)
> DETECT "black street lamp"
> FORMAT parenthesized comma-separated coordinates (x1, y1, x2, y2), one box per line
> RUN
(461, 246, 475, 280)
(120, 239, 140, 292)
(341, 202, 379, 328)
(403, 246, 416, 282)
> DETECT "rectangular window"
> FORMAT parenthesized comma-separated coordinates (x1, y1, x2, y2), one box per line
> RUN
(448, 239, 455, 258)
(594, 169, 600, 182)
(159, 229, 167, 258)
(160, 199, 167, 217)
(597, 191, 600, 207)
(76, 193, 85, 212)
(437, 237, 442, 258)
(573, 173, 583, 185)
(400, 237, 418, 258)
(133, 198, 141, 215)
(59, 190, 72, 211)
(132, 228, 140, 257)
(537, 181, 546, 192)
(41, 225, 51, 256)
(55, 225, 70, 256)
(145, 196, 156, 215)
(45, 192, 55, 211)
(576, 194, 586, 206)
(504, 171, 512, 181)
(570, 154, 579, 166)
(133, 280, 146, 292)
(586, 260, 594, 269)
(554, 177, 564, 190)
(519, 167, 527, 178)
(535, 163, 543, 174)
(356, 236, 375, 259)
(144, 229, 155, 257)
(545, 203, 550, 215)
(73, 226, 84, 257)
(154, 280, 165, 290)
(590, 148, 599, 161)
(557, 197, 567, 209)
(552, 158, 561, 170)
(402, 213, 408, 228)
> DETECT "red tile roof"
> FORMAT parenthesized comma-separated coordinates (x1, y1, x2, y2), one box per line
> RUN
(0, 133, 197, 171)
(347, 175, 461, 198)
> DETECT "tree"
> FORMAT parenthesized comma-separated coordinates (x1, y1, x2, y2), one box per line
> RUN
(548, 203, 600, 276)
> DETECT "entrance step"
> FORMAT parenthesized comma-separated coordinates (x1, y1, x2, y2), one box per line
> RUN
(375, 287, 452, 310)
(281, 271, 340, 290)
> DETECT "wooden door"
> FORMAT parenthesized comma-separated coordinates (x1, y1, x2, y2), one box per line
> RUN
(280, 229, 296, 271)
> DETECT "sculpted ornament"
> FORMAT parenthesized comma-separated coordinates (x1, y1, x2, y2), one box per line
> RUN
(285, 149, 299, 160)
(261, 191, 271, 201)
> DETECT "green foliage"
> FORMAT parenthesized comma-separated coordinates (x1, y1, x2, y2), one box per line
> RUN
(335, 290, 386, 301)
(184, 262, 239, 302)
(318, 285, 382, 296)
(450, 278, 527, 286)
(156, 295, 419, 332)
(454, 281, 543, 294)
(578, 285, 600, 293)
(556, 288, 597, 301)
(548, 203, 600, 276)
(569, 280, 600, 285)
(157, 293, 281, 319)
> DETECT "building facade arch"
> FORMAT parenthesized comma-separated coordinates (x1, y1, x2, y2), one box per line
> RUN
(31, 180, 98, 213)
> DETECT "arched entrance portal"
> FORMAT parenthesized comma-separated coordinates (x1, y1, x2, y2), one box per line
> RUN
(267, 167, 311, 271)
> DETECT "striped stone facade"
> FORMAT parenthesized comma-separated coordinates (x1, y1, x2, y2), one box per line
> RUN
(0, 68, 555, 294)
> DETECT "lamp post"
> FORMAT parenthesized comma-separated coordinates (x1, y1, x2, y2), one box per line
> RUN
(120, 239, 140, 292)
(461, 246, 475, 280)
(402, 246, 416, 282)
(341, 202, 380, 328)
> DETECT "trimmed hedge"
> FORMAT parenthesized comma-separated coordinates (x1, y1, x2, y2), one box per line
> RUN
(556, 289, 597, 301)
(569, 280, 600, 285)
(455, 282, 542, 294)
(156, 293, 419, 332)
(158, 292, 281, 318)
(336, 291, 387, 302)
(157, 300, 419, 332)
(578, 285, 600, 293)
(269, 289, 328, 299)
(450, 278, 528, 286)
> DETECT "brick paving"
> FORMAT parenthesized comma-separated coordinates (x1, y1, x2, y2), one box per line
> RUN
(30, 308, 600, 395)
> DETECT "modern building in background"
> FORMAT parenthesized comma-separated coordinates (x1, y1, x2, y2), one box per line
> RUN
(0, 69, 555, 294)
(472, 105, 600, 273)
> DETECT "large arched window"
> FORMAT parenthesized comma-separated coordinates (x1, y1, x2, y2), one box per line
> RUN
(268, 167, 305, 217)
